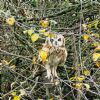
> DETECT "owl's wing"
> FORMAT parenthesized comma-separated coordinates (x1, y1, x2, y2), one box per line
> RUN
(57, 48, 67, 66)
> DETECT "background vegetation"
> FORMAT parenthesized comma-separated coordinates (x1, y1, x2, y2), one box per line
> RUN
(0, 0, 100, 100)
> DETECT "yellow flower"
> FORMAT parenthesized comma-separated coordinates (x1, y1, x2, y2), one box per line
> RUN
(92, 53, 100, 62)
(49, 33, 56, 38)
(74, 83, 83, 89)
(95, 62, 100, 67)
(83, 34, 89, 41)
(39, 48, 49, 64)
(43, 32, 50, 36)
(87, 19, 99, 29)
(31, 34, 39, 42)
(87, 29, 91, 34)
(13, 96, 20, 100)
(77, 76, 85, 82)
(93, 47, 100, 67)
(92, 42, 100, 47)
(50, 97, 54, 100)
(39, 29, 46, 33)
(40, 19, 49, 28)
(27, 29, 34, 36)
(87, 24, 92, 29)
(6, 17, 15, 26)
(70, 76, 85, 82)
(84, 83, 90, 91)
(73, 83, 90, 90)
(83, 69, 90, 76)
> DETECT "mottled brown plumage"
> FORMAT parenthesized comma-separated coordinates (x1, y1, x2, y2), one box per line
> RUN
(41, 34, 67, 81)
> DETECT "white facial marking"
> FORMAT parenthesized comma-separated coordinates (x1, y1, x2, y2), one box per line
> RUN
(52, 34, 64, 47)
(46, 34, 64, 47)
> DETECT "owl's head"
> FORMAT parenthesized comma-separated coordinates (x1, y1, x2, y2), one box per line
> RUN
(45, 34, 65, 48)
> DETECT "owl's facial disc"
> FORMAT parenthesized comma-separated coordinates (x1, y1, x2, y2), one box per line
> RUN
(52, 34, 64, 47)
(56, 34, 64, 47)
(46, 34, 65, 47)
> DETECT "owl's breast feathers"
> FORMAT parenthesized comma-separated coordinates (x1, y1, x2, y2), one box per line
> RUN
(47, 47, 67, 66)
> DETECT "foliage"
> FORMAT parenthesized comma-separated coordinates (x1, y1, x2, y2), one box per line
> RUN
(0, 0, 100, 100)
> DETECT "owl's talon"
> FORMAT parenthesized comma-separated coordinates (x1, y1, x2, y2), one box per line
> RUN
(46, 74, 52, 79)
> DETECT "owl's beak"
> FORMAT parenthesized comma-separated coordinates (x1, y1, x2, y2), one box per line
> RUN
(55, 41, 57, 45)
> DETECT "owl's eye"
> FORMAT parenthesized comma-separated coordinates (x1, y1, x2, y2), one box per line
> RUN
(50, 39, 54, 42)
(58, 38, 61, 41)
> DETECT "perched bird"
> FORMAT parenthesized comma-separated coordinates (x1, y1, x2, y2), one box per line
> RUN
(40, 33, 67, 82)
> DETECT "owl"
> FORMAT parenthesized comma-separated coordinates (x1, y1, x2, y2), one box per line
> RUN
(41, 34, 67, 82)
